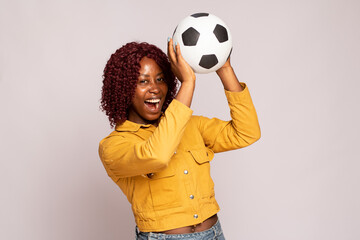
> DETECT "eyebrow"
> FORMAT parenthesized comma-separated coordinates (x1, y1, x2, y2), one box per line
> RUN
(139, 72, 164, 77)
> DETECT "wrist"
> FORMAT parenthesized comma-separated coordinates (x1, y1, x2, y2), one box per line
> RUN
(181, 80, 195, 89)
(216, 65, 233, 75)
(175, 81, 195, 108)
(180, 76, 196, 85)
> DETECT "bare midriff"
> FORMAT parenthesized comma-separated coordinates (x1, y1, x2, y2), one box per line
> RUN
(155, 214, 218, 234)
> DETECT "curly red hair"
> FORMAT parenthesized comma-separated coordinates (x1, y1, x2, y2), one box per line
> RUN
(101, 42, 178, 127)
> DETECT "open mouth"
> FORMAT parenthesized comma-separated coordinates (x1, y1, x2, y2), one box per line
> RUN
(144, 98, 161, 111)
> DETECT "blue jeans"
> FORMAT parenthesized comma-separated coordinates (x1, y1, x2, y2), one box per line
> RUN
(135, 219, 226, 240)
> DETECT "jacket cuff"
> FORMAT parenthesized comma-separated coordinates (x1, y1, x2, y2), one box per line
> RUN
(165, 99, 193, 118)
(224, 82, 251, 102)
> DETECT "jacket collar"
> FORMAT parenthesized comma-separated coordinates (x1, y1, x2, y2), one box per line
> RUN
(115, 113, 165, 132)
(115, 120, 153, 132)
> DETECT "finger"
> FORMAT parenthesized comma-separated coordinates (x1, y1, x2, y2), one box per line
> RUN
(223, 55, 231, 67)
(166, 37, 171, 56)
(175, 43, 189, 66)
(167, 38, 177, 64)
(175, 43, 182, 61)
(175, 44, 184, 60)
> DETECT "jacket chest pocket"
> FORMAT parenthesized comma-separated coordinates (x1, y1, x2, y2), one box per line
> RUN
(148, 164, 181, 210)
(189, 148, 215, 199)
(189, 148, 214, 164)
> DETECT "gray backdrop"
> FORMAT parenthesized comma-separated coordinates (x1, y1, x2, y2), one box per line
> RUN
(1, 0, 359, 239)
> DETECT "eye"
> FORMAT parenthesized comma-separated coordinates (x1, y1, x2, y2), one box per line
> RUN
(157, 77, 165, 82)
(139, 79, 148, 84)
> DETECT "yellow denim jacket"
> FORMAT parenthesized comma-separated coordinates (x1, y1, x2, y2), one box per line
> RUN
(99, 83, 260, 232)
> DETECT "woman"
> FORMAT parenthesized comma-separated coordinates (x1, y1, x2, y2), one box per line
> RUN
(99, 39, 261, 239)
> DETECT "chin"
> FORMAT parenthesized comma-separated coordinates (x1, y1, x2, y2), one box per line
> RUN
(143, 113, 160, 123)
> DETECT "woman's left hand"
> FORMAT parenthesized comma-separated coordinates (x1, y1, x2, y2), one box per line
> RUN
(215, 57, 232, 74)
(216, 56, 244, 92)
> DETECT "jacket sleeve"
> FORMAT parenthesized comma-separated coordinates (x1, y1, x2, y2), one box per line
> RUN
(195, 83, 261, 153)
(99, 99, 193, 179)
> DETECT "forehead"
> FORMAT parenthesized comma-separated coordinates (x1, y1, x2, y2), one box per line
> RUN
(139, 57, 162, 74)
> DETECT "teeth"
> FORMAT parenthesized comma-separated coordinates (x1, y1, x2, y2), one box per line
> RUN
(145, 99, 160, 103)
(156, 103, 159, 108)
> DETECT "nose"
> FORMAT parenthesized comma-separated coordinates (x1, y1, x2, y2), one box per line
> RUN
(149, 81, 160, 94)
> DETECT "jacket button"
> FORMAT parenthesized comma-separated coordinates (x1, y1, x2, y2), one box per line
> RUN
(184, 170, 188, 174)
(190, 195, 194, 199)
(193, 214, 198, 219)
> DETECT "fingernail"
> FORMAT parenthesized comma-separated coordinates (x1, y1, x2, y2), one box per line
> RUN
(175, 41, 178, 46)
(167, 37, 170, 42)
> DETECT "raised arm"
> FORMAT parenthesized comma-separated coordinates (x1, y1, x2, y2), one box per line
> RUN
(196, 58, 261, 152)
(99, 99, 193, 178)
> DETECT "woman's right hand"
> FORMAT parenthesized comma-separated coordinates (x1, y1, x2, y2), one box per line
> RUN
(167, 38, 196, 85)
(167, 38, 196, 108)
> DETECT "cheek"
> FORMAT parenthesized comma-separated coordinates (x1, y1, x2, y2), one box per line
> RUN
(130, 89, 144, 108)
(133, 86, 147, 98)
(162, 84, 169, 95)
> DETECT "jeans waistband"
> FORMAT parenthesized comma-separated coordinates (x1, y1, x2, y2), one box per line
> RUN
(136, 219, 223, 239)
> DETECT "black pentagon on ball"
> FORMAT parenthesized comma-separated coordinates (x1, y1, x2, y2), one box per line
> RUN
(199, 54, 219, 69)
(191, 13, 209, 18)
(182, 27, 200, 46)
(213, 24, 228, 43)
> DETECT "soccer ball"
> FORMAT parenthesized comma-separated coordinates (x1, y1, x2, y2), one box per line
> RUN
(172, 13, 232, 74)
